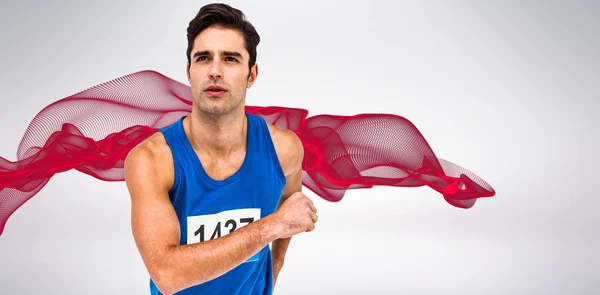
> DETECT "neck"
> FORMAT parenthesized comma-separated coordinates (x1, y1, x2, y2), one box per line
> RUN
(185, 106, 247, 157)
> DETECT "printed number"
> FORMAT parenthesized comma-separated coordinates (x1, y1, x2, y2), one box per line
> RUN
(225, 219, 236, 233)
(194, 217, 255, 242)
(194, 225, 205, 242)
(187, 208, 260, 245)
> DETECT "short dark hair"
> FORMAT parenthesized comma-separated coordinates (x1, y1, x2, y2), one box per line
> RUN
(186, 3, 260, 72)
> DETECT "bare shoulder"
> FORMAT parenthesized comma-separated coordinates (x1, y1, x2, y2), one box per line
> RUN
(124, 131, 175, 196)
(265, 122, 304, 177)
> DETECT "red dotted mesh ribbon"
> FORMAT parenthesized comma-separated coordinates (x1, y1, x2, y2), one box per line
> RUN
(0, 70, 495, 235)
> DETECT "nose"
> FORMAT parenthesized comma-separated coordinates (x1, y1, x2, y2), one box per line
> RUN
(209, 59, 223, 80)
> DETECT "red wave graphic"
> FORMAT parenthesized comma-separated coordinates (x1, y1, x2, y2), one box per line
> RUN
(0, 70, 495, 236)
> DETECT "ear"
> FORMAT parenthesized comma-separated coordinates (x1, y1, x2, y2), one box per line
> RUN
(246, 63, 259, 89)
(186, 62, 191, 82)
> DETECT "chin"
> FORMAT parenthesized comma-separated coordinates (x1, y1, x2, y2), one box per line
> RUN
(194, 94, 242, 116)
(196, 102, 237, 116)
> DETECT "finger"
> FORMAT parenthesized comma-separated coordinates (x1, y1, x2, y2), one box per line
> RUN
(303, 197, 316, 212)
(309, 202, 317, 214)
(309, 211, 318, 223)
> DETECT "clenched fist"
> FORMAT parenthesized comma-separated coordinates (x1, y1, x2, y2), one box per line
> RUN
(271, 192, 318, 239)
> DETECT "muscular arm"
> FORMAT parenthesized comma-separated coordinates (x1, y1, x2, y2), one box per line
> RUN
(271, 167, 302, 285)
(125, 140, 283, 295)
(270, 128, 305, 288)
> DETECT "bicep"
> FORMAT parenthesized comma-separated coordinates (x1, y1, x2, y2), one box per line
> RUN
(124, 146, 180, 273)
(277, 131, 305, 205)
(281, 166, 302, 197)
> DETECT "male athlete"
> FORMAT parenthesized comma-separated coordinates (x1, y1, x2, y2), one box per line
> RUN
(124, 3, 318, 295)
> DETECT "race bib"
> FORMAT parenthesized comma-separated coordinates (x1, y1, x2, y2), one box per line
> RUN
(187, 208, 262, 263)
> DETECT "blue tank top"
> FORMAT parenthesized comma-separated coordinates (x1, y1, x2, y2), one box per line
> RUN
(150, 113, 286, 295)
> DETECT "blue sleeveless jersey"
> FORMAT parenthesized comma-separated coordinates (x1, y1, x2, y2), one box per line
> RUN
(150, 113, 286, 295)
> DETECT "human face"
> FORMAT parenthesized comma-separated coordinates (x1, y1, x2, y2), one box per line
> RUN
(186, 26, 257, 116)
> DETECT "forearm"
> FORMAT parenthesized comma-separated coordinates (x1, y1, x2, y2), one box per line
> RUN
(271, 237, 291, 265)
(155, 216, 281, 294)
(271, 236, 291, 290)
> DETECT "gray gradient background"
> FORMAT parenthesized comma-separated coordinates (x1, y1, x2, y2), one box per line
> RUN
(0, 0, 598, 294)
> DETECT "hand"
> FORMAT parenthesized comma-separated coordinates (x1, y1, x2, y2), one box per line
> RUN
(271, 192, 318, 239)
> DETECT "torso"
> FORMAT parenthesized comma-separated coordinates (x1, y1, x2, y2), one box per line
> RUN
(144, 113, 295, 295)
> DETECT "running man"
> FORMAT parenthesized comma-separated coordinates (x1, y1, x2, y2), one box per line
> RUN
(124, 3, 318, 294)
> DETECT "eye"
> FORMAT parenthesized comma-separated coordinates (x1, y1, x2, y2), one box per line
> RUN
(225, 57, 238, 62)
(196, 56, 208, 62)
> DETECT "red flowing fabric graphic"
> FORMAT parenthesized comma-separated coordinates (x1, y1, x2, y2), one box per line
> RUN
(0, 70, 495, 235)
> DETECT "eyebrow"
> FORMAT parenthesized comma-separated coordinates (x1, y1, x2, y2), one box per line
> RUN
(193, 50, 244, 60)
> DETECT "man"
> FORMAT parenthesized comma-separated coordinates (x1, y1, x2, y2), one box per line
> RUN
(124, 3, 318, 295)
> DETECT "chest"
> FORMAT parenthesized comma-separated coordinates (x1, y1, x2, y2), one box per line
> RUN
(196, 150, 246, 181)
(174, 163, 285, 244)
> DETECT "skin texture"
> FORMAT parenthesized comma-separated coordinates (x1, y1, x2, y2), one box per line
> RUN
(124, 27, 317, 295)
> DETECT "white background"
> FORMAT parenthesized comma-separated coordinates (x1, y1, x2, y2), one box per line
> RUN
(0, 1, 598, 294)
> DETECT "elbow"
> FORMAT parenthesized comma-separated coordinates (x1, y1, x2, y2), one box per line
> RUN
(148, 248, 213, 294)
(150, 264, 179, 295)
(151, 261, 209, 295)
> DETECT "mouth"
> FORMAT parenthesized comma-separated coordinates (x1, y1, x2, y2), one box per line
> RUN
(204, 85, 227, 97)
